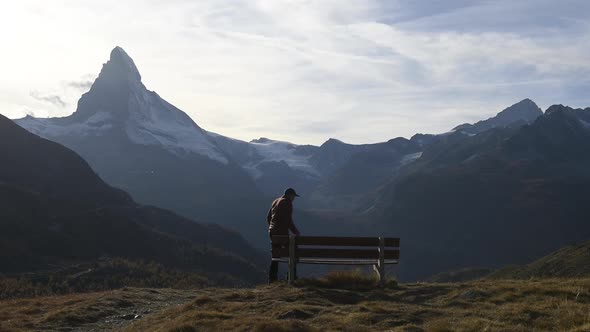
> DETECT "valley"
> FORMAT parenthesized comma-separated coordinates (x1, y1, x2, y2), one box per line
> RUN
(2, 2, 590, 331)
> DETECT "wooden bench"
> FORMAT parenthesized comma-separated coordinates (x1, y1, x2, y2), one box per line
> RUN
(271, 235, 400, 284)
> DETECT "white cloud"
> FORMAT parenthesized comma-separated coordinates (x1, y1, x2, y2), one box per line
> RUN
(0, 0, 589, 144)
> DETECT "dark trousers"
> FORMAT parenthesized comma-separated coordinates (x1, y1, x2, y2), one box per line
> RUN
(269, 242, 281, 283)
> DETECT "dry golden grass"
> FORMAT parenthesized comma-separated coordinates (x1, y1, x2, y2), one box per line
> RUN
(1, 276, 590, 331)
(294, 269, 398, 290)
(0, 287, 194, 331)
(123, 278, 590, 332)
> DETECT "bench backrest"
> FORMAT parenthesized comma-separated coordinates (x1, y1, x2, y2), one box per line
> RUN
(271, 235, 400, 260)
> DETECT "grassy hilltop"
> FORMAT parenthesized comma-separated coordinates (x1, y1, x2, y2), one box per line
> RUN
(3, 238, 590, 331)
(1, 274, 590, 331)
(491, 240, 590, 280)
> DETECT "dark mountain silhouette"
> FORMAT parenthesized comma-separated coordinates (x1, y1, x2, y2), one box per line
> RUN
(370, 105, 590, 280)
(453, 98, 543, 135)
(0, 114, 263, 283)
(309, 138, 422, 210)
(215, 101, 543, 210)
(309, 139, 371, 175)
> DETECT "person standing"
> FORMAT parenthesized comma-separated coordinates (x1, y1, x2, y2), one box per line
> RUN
(267, 188, 301, 283)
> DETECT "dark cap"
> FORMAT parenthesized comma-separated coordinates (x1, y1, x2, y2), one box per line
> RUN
(284, 188, 300, 197)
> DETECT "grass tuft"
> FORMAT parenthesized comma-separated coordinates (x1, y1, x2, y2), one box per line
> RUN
(294, 269, 397, 291)
(168, 324, 197, 332)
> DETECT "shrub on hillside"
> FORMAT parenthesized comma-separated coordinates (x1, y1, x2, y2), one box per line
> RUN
(0, 258, 245, 299)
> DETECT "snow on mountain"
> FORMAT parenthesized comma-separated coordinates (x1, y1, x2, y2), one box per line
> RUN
(17, 112, 114, 137)
(246, 138, 318, 176)
(16, 47, 228, 164)
(206, 133, 321, 179)
(400, 151, 423, 165)
(123, 81, 228, 163)
(15, 46, 551, 203)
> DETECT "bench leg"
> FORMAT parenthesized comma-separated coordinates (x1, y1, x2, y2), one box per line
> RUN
(373, 263, 385, 285)
(374, 236, 385, 286)
(288, 235, 297, 284)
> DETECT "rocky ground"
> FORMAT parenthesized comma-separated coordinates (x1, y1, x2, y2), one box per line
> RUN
(0, 287, 194, 331)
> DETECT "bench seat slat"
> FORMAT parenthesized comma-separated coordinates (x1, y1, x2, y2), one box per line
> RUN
(299, 259, 399, 265)
(271, 236, 400, 247)
(297, 236, 399, 247)
(296, 248, 399, 260)
(272, 247, 399, 259)
(271, 258, 399, 265)
(297, 236, 379, 246)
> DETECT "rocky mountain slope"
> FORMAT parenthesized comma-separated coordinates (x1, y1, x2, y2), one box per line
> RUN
(371, 105, 590, 280)
(0, 114, 263, 283)
(16, 47, 267, 245)
(453, 98, 543, 135)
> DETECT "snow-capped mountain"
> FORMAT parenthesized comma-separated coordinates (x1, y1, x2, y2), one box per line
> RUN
(19, 47, 228, 164)
(245, 138, 319, 178)
(206, 134, 319, 179)
(16, 47, 266, 246)
(206, 133, 323, 199)
(14, 46, 556, 244)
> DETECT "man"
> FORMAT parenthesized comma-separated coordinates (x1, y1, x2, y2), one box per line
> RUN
(267, 187, 301, 283)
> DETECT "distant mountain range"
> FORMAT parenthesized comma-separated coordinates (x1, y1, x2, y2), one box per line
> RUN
(369, 104, 590, 280)
(11, 46, 590, 281)
(0, 113, 263, 284)
(15, 47, 448, 244)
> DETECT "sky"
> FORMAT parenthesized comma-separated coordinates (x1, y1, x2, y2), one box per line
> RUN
(1, 0, 589, 145)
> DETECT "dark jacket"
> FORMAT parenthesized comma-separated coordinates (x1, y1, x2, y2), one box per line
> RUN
(267, 196, 300, 236)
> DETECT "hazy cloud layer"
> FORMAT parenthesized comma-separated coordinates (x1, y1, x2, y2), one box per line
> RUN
(0, 1, 589, 144)
(29, 91, 67, 108)
(66, 80, 93, 90)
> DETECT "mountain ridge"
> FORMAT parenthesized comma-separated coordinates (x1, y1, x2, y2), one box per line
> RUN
(0, 113, 264, 283)
(491, 239, 590, 279)
(453, 98, 543, 135)
(12, 46, 587, 276)
(15, 47, 269, 245)
(14, 48, 549, 206)
(369, 104, 590, 280)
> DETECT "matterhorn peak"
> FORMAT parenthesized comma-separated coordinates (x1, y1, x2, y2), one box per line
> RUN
(16, 46, 229, 164)
(98, 46, 142, 82)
